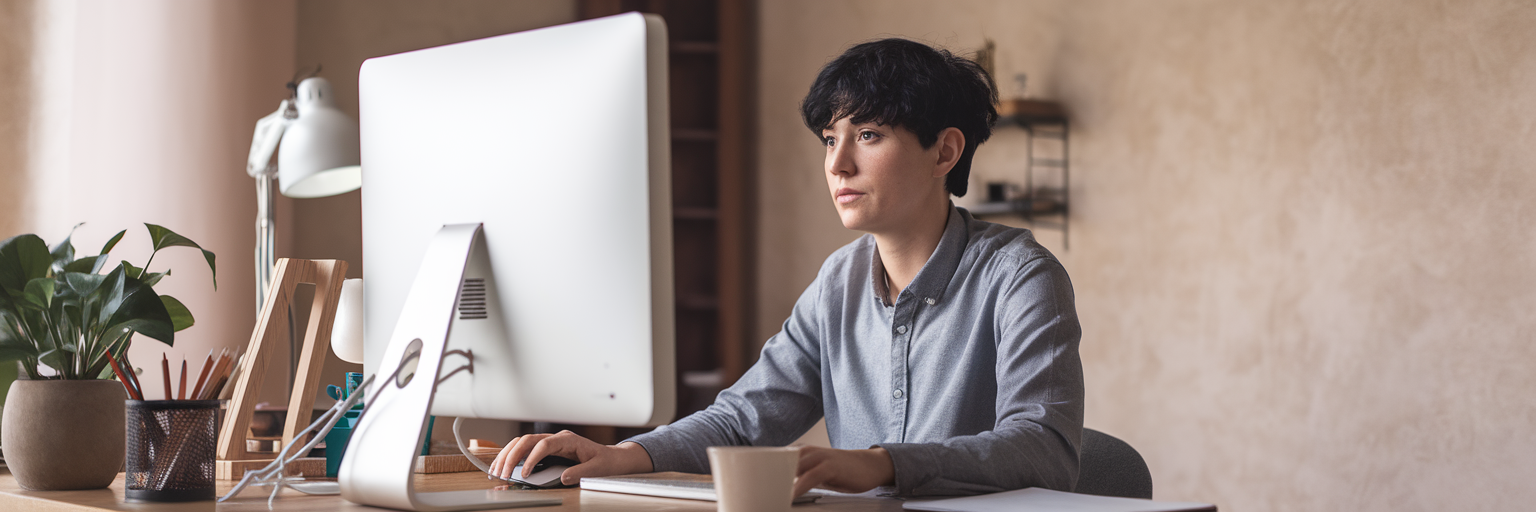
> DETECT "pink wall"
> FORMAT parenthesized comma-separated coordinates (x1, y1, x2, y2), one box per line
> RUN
(26, 0, 296, 400)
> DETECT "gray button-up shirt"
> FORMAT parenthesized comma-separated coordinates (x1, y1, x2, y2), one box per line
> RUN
(628, 206, 1084, 496)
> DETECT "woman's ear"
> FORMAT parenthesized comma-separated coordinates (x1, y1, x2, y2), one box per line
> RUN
(933, 127, 965, 178)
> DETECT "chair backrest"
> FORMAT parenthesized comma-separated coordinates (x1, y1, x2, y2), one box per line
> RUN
(1075, 428, 1153, 499)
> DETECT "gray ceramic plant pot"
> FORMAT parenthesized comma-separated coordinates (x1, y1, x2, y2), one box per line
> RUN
(2, 379, 127, 490)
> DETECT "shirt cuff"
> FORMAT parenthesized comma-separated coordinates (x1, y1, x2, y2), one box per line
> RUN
(875, 442, 940, 496)
(624, 430, 707, 474)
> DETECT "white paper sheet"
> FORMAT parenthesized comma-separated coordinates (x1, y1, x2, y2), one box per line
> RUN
(903, 488, 1215, 512)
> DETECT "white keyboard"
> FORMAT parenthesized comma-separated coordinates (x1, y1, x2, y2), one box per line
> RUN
(580, 476, 821, 504)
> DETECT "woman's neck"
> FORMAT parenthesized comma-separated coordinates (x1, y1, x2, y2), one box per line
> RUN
(873, 201, 951, 303)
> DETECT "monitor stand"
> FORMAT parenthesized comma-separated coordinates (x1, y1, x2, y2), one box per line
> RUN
(338, 223, 561, 511)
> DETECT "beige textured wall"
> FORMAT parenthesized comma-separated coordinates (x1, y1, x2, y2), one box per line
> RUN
(19, 0, 295, 399)
(758, 0, 1536, 509)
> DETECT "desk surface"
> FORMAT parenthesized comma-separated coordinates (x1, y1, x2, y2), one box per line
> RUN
(0, 468, 904, 511)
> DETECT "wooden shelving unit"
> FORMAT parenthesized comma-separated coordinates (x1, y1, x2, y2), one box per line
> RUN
(971, 99, 1071, 248)
(575, 0, 756, 441)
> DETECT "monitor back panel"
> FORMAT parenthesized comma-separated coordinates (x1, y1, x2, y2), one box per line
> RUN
(358, 13, 674, 426)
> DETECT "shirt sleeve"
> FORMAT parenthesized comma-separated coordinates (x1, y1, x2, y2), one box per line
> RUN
(877, 257, 1085, 496)
(624, 270, 828, 473)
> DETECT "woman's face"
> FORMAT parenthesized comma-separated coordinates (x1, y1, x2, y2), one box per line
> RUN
(822, 118, 956, 235)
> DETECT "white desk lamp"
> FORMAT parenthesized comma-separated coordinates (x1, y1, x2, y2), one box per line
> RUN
(245, 76, 362, 314)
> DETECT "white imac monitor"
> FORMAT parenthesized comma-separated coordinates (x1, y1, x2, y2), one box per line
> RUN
(343, 12, 673, 511)
(358, 12, 674, 428)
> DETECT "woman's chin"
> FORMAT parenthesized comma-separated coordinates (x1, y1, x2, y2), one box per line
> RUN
(837, 210, 873, 232)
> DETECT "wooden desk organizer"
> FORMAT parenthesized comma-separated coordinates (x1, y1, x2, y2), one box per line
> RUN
(216, 258, 347, 479)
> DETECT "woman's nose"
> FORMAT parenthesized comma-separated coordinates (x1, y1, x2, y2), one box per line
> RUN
(827, 144, 855, 177)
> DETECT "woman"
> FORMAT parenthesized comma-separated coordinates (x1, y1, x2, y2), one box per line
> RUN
(492, 37, 1084, 498)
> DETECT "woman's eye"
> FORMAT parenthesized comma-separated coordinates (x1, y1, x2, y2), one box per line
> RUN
(823, 137, 836, 148)
(859, 131, 878, 141)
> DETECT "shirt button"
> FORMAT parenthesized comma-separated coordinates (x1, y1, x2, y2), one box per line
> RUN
(895, 325, 908, 334)
(925, 298, 936, 305)
(893, 389, 904, 399)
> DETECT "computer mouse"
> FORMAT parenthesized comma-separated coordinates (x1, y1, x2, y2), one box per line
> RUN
(493, 455, 580, 489)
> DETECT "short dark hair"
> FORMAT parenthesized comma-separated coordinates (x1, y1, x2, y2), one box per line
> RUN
(800, 38, 999, 197)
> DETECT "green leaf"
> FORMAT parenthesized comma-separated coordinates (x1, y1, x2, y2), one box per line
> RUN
(21, 277, 55, 310)
(103, 318, 172, 347)
(120, 261, 145, 281)
(65, 269, 111, 335)
(37, 347, 66, 371)
(0, 346, 34, 362)
(101, 263, 174, 345)
(144, 224, 217, 290)
(0, 234, 52, 298)
(62, 255, 101, 274)
(99, 230, 126, 256)
(92, 254, 111, 273)
(141, 270, 169, 287)
(84, 331, 131, 379)
(160, 295, 194, 331)
(97, 264, 131, 323)
(0, 311, 39, 362)
(62, 271, 108, 298)
(49, 223, 83, 273)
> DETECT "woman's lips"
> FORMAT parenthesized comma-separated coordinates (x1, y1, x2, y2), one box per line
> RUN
(835, 188, 865, 204)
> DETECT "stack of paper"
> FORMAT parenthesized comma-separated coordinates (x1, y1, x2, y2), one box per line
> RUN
(903, 488, 1215, 512)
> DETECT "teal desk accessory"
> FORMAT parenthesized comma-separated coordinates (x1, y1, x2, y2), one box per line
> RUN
(422, 416, 437, 456)
(322, 371, 366, 477)
(323, 410, 361, 478)
(325, 371, 365, 410)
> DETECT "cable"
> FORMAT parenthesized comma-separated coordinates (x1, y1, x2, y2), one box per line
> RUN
(219, 348, 480, 503)
(218, 374, 373, 504)
(453, 416, 497, 475)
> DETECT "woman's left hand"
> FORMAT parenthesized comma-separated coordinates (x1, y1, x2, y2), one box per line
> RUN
(792, 446, 895, 497)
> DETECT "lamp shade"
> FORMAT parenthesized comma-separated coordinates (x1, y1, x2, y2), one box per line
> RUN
(278, 77, 362, 198)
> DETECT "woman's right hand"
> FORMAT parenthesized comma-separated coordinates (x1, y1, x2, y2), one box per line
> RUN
(488, 430, 655, 486)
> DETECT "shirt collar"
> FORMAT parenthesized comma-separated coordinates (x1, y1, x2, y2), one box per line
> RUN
(871, 204, 971, 306)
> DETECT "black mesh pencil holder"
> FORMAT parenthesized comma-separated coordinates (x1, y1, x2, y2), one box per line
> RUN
(125, 400, 220, 502)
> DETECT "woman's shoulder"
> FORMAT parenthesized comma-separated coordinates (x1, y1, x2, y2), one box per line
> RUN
(960, 211, 1061, 273)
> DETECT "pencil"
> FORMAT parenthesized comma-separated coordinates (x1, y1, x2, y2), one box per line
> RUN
(197, 355, 219, 400)
(161, 354, 173, 400)
(107, 352, 142, 400)
(178, 358, 187, 400)
(121, 352, 144, 400)
(190, 350, 215, 401)
(203, 351, 234, 400)
(203, 357, 232, 400)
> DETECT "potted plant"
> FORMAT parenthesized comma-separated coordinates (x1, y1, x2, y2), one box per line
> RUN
(0, 224, 215, 490)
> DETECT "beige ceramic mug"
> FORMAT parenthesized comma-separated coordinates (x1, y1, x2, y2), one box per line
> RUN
(707, 446, 801, 512)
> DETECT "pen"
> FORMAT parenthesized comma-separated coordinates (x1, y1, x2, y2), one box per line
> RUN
(179, 358, 188, 400)
(107, 352, 142, 400)
(121, 352, 145, 400)
(207, 349, 231, 399)
(161, 354, 173, 400)
(190, 350, 214, 400)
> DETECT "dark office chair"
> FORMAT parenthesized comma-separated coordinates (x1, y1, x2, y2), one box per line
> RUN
(1074, 428, 1154, 499)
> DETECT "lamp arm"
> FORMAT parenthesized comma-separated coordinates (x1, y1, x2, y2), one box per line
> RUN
(246, 100, 294, 178)
(248, 99, 294, 316)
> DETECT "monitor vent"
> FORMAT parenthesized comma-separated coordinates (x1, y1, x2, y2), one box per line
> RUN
(458, 278, 488, 320)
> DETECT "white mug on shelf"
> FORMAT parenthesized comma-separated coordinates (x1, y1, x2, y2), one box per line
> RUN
(330, 278, 364, 364)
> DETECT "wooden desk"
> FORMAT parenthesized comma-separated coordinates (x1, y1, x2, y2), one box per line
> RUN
(0, 468, 904, 511)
